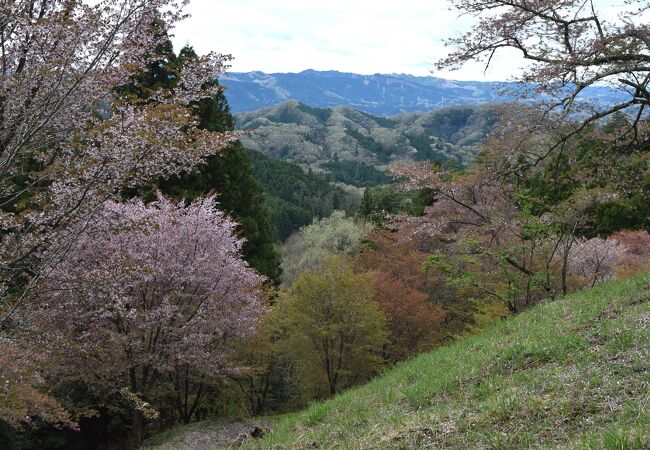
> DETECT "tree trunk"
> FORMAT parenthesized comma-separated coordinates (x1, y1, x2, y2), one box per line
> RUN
(131, 409, 144, 447)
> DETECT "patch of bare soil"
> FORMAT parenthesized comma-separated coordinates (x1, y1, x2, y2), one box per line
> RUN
(144, 419, 269, 450)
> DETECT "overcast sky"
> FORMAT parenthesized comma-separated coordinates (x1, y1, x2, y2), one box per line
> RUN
(170, 0, 629, 81)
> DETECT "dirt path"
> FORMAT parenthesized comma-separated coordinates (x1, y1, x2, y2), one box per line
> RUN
(144, 419, 269, 450)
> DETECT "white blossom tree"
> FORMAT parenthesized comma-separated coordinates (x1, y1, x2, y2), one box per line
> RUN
(567, 237, 626, 288)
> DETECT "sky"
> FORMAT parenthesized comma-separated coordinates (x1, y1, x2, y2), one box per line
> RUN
(171, 0, 633, 81)
(171, 0, 520, 81)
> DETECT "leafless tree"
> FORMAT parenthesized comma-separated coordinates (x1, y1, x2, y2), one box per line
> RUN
(439, 0, 650, 156)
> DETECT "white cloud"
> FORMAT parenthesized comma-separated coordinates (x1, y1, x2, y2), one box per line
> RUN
(169, 0, 512, 80)
(169, 0, 639, 81)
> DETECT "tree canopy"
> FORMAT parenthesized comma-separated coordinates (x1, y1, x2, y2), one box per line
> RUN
(275, 257, 388, 398)
(36, 195, 266, 442)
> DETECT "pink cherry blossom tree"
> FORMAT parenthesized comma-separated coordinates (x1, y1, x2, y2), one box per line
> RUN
(0, 1, 237, 426)
(0, 0, 236, 329)
(35, 194, 266, 442)
(390, 159, 619, 312)
(567, 237, 627, 289)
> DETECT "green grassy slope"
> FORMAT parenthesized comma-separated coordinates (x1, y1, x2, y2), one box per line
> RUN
(246, 275, 650, 449)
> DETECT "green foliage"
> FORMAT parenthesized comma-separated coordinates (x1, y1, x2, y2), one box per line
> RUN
(593, 189, 650, 236)
(359, 185, 435, 220)
(228, 307, 304, 416)
(359, 188, 374, 218)
(320, 160, 390, 187)
(401, 105, 498, 165)
(124, 43, 282, 282)
(274, 257, 388, 400)
(344, 128, 393, 163)
(422, 252, 453, 273)
(371, 115, 398, 129)
(262, 102, 333, 125)
(244, 149, 358, 241)
(115, 20, 179, 99)
(514, 124, 650, 237)
(280, 211, 373, 286)
(243, 275, 650, 449)
(297, 103, 333, 122)
(465, 298, 510, 333)
(404, 132, 447, 163)
(416, 107, 477, 141)
(159, 140, 282, 282)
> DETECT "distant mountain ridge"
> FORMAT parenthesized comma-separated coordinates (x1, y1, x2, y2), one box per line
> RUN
(222, 70, 624, 116)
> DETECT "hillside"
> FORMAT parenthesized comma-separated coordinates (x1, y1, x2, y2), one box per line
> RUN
(236, 101, 497, 184)
(241, 275, 650, 448)
(221, 70, 625, 116)
(244, 149, 360, 241)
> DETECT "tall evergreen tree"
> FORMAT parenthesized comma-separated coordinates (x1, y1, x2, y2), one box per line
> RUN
(126, 40, 281, 282)
(360, 188, 374, 218)
(159, 81, 282, 282)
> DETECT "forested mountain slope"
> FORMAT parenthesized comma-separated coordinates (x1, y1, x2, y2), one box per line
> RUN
(242, 275, 650, 449)
(244, 149, 359, 241)
(235, 101, 497, 184)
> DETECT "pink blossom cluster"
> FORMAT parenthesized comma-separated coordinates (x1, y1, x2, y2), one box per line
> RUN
(1, 0, 237, 330)
(37, 195, 266, 385)
(567, 237, 627, 288)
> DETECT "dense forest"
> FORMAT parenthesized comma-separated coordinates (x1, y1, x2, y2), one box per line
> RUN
(244, 149, 359, 241)
(1, 1, 649, 449)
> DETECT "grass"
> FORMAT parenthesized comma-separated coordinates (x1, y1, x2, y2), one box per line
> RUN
(242, 275, 650, 449)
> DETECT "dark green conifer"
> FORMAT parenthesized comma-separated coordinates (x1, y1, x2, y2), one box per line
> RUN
(126, 40, 281, 282)
(360, 188, 374, 218)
